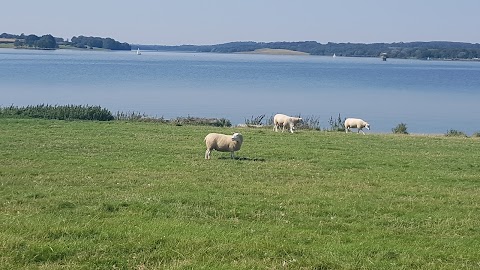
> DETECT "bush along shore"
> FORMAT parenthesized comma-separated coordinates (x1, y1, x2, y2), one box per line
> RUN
(1, 104, 479, 136)
(0, 104, 114, 121)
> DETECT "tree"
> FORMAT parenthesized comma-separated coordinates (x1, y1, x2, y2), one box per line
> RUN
(0, 33, 18, 38)
(102, 38, 116, 49)
(25, 34, 39, 48)
(36, 34, 57, 49)
(14, 39, 24, 47)
(87, 37, 103, 48)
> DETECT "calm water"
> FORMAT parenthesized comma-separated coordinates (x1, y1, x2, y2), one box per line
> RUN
(1, 48, 479, 134)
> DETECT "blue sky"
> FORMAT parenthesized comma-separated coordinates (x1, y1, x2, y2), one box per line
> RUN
(2, 0, 479, 45)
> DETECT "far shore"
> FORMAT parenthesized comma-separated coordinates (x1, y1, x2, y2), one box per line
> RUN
(238, 48, 309, 55)
(2, 46, 479, 61)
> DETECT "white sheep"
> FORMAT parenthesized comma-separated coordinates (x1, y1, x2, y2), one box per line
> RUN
(204, 132, 243, 159)
(344, 118, 370, 135)
(273, 114, 302, 133)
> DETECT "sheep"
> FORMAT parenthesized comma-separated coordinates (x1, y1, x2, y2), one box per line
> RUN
(204, 132, 243, 159)
(344, 118, 370, 135)
(273, 113, 302, 133)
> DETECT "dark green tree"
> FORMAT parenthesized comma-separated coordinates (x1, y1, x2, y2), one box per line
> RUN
(87, 37, 103, 48)
(102, 38, 116, 49)
(14, 39, 24, 47)
(36, 34, 57, 49)
(25, 34, 39, 47)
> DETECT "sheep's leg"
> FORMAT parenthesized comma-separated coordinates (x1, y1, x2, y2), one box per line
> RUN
(230, 152, 235, 159)
(345, 127, 349, 133)
(290, 124, 294, 133)
(205, 149, 211, 159)
(281, 124, 285, 133)
(360, 128, 366, 135)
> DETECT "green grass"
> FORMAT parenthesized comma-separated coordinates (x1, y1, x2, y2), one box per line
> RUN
(1, 118, 479, 269)
(0, 43, 15, 48)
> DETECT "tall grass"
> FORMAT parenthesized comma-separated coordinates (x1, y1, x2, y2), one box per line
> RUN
(0, 104, 114, 121)
(171, 116, 231, 127)
(115, 111, 168, 123)
(326, 113, 345, 132)
(445, 129, 468, 137)
(244, 114, 266, 126)
(265, 114, 322, 130)
(392, 122, 409, 134)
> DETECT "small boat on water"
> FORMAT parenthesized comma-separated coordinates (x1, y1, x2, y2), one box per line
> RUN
(136, 48, 141, 55)
(333, 53, 336, 58)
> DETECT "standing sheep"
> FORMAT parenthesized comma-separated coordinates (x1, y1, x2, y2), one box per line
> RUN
(273, 113, 302, 133)
(344, 118, 370, 135)
(204, 132, 243, 159)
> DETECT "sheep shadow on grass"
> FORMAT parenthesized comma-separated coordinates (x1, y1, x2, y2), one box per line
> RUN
(218, 156, 266, 162)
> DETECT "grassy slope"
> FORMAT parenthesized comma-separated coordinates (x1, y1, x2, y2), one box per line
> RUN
(240, 49, 309, 55)
(1, 118, 479, 269)
(0, 43, 14, 49)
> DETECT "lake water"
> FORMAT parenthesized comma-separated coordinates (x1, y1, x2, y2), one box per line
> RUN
(1, 48, 479, 134)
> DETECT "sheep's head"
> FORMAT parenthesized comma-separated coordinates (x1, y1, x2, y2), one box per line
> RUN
(231, 133, 243, 142)
(365, 122, 370, 130)
(293, 117, 303, 123)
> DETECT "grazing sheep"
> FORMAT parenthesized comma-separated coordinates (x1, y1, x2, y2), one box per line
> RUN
(345, 118, 370, 135)
(204, 132, 243, 159)
(273, 114, 302, 133)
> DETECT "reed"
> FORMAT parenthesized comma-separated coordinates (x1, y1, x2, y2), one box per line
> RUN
(445, 129, 468, 137)
(0, 104, 114, 121)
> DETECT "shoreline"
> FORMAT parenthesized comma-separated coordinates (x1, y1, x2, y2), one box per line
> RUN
(1, 46, 479, 61)
(237, 48, 309, 56)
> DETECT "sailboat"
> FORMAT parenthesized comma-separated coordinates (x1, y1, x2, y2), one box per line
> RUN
(136, 48, 141, 55)
(333, 53, 336, 58)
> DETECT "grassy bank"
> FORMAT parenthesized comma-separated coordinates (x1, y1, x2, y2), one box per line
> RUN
(1, 118, 479, 269)
(239, 48, 309, 55)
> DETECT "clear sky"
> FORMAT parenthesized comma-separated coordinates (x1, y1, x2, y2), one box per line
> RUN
(2, 0, 479, 45)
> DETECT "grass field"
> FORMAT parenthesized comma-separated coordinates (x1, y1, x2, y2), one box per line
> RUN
(1, 118, 479, 269)
(0, 43, 14, 49)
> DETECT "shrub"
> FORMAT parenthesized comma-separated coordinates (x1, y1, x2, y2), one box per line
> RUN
(392, 123, 409, 134)
(472, 132, 480, 138)
(445, 129, 468, 137)
(297, 115, 321, 130)
(327, 113, 344, 132)
(114, 112, 231, 127)
(171, 116, 231, 127)
(267, 114, 321, 130)
(115, 111, 167, 123)
(244, 114, 265, 126)
(0, 104, 114, 121)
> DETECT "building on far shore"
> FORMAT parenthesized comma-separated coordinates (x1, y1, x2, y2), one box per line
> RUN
(380, 52, 388, 61)
(0, 38, 16, 44)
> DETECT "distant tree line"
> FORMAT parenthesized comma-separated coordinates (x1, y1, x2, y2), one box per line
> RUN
(1, 32, 130, 51)
(137, 41, 480, 60)
(0, 33, 18, 39)
(5, 33, 59, 49)
(70, 35, 131, 50)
